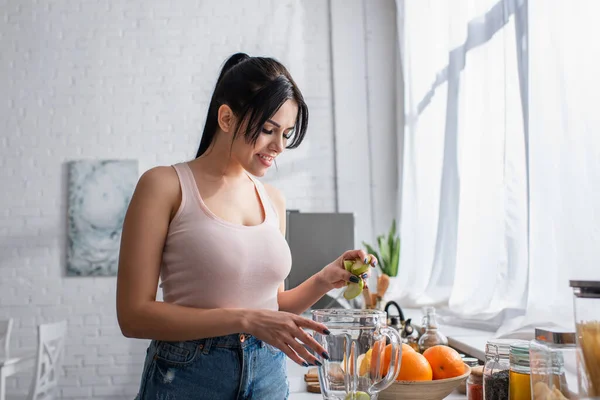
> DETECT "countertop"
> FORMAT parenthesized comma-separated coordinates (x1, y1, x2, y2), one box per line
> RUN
(287, 358, 467, 399)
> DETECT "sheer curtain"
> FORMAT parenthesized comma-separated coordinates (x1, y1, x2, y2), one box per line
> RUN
(394, 0, 600, 333)
(394, 0, 528, 330)
(504, 0, 600, 334)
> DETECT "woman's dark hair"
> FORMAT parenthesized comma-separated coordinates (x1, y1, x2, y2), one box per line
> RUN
(196, 53, 309, 158)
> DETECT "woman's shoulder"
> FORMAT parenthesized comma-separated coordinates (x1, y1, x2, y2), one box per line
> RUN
(261, 181, 287, 232)
(262, 181, 286, 222)
(138, 165, 180, 190)
(133, 165, 182, 215)
(262, 182, 286, 209)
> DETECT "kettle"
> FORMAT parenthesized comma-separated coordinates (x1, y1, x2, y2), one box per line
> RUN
(384, 300, 420, 352)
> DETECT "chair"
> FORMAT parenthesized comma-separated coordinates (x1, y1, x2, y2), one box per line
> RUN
(0, 321, 67, 400)
(0, 319, 13, 360)
(26, 321, 67, 400)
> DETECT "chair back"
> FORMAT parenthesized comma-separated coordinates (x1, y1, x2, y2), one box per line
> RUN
(27, 321, 67, 400)
(0, 318, 13, 359)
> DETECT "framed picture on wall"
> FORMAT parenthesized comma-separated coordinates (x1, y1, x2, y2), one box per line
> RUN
(66, 159, 138, 277)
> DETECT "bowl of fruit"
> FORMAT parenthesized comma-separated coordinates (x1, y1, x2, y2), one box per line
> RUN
(378, 344, 471, 400)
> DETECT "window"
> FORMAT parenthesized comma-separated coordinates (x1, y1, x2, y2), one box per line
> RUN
(395, 0, 600, 334)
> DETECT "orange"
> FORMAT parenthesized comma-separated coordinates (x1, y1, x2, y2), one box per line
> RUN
(402, 343, 416, 353)
(422, 345, 465, 380)
(395, 350, 433, 381)
(379, 344, 398, 377)
(369, 340, 386, 377)
(358, 351, 371, 376)
(368, 343, 415, 377)
(379, 343, 415, 377)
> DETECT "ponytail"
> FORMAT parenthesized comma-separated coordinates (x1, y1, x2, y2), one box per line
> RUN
(196, 53, 250, 157)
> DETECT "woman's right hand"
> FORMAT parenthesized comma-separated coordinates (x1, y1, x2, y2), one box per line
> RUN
(246, 309, 331, 367)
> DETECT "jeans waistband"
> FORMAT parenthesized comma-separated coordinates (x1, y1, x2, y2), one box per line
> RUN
(151, 333, 262, 359)
(201, 333, 258, 348)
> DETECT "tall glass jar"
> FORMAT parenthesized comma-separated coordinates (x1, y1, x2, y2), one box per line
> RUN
(570, 280, 600, 398)
(484, 339, 513, 400)
(509, 341, 532, 400)
(529, 327, 576, 400)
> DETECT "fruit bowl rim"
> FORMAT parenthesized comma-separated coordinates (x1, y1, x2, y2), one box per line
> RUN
(391, 363, 471, 386)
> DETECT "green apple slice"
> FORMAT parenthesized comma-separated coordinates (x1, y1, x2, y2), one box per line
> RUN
(345, 391, 370, 400)
(350, 260, 370, 275)
(343, 260, 354, 271)
(343, 279, 364, 300)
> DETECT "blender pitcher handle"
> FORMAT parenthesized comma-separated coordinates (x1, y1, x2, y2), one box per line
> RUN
(371, 327, 402, 393)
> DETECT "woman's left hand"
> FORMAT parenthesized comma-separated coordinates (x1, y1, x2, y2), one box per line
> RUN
(316, 249, 378, 291)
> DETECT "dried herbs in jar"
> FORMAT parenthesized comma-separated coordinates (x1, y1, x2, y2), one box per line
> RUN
(483, 339, 518, 400)
(485, 369, 509, 400)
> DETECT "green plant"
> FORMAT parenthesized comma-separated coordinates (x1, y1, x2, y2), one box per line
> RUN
(362, 219, 401, 277)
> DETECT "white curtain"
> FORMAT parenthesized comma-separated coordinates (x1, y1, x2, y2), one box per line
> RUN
(395, 0, 600, 333)
(503, 0, 600, 334)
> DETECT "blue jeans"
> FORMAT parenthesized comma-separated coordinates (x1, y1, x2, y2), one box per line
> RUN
(135, 333, 289, 400)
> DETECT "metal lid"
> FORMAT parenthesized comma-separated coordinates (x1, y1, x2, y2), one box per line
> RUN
(570, 280, 600, 298)
(462, 357, 479, 367)
(510, 341, 530, 355)
(485, 339, 514, 358)
(535, 328, 576, 345)
(510, 341, 531, 367)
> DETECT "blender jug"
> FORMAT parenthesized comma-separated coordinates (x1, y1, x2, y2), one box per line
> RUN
(312, 309, 402, 400)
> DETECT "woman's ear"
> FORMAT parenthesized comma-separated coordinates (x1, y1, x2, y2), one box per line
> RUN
(217, 104, 235, 133)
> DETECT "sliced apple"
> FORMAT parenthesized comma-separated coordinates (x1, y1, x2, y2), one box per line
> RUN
(343, 260, 354, 271)
(343, 279, 364, 300)
(345, 391, 370, 400)
(350, 260, 370, 275)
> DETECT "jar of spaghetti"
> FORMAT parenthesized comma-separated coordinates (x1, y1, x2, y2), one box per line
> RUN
(529, 327, 575, 400)
(509, 341, 532, 400)
(570, 280, 600, 398)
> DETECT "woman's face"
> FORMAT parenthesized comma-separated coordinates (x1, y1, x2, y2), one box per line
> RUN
(232, 99, 299, 177)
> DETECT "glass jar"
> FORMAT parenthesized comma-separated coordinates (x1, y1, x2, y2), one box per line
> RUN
(570, 280, 600, 398)
(484, 339, 513, 400)
(510, 341, 532, 400)
(417, 306, 448, 353)
(458, 358, 481, 394)
(420, 306, 432, 336)
(467, 365, 484, 400)
(529, 327, 576, 400)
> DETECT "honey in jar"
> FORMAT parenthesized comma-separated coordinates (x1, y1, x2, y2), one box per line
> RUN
(509, 341, 532, 400)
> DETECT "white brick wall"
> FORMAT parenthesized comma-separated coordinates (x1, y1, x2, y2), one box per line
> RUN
(0, 1, 335, 399)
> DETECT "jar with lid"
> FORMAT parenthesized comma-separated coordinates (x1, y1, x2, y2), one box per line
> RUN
(417, 306, 448, 353)
(458, 357, 480, 394)
(529, 327, 576, 400)
(509, 341, 532, 400)
(570, 280, 600, 398)
(484, 339, 513, 400)
(467, 365, 484, 400)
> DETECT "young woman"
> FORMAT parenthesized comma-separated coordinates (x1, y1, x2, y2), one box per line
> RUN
(116, 53, 377, 399)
